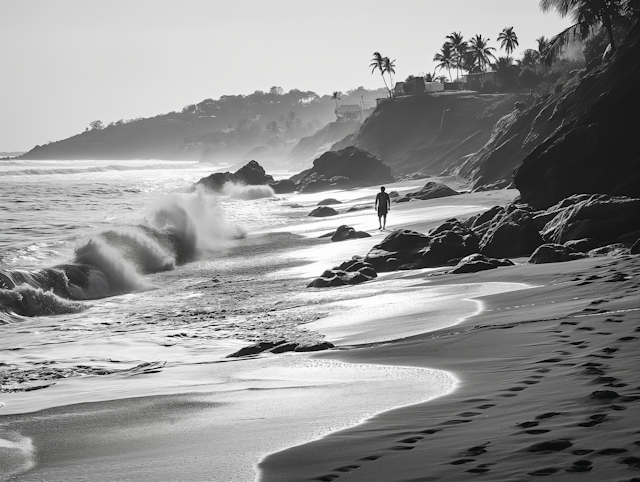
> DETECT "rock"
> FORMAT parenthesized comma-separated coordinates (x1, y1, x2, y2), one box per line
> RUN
(395, 197, 411, 203)
(564, 238, 601, 253)
(196, 160, 274, 192)
(404, 181, 459, 201)
(268, 179, 296, 194)
(294, 341, 335, 352)
(525, 440, 573, 453)
(365, 220, 480, 272)
(590, 390, 619, 400)
(307, 260, 377, 288)
(291, 146, 394, 193)
(300, 179, 331, 193)
(451, 253, 514, 274)
(468, 206, 504, 230)
(587, 244, 630, 257)
(331, 225, 371, 242)
(632, 238, 640, 255)
(512, 23, 640, 209)
(317, 198, 342, 206)
(527, 244, 587, 264)
(479, 209, 544, 258)
(388, 191, 399, 198)
(227, 341, 284, 358)
(308, 206, 339, 217)
(541, 195, 640, 245)
(318, 231, 334, 238)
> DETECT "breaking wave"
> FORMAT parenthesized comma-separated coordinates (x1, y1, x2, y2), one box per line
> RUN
(0, 190, 245, 317)
(0, 430, 36, 479)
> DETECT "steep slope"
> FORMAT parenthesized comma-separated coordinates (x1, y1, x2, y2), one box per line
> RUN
(331, 92, 527, 175)
(455, 23, 640, 205)
(514, 23, 640, 209)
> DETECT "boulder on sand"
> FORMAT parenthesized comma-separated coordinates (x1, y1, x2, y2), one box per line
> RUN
(404, 181, 459, 201)
(331, 225, 371, 242)
(365, 219, 480, 272)
(308, 206, 339, 217)
(196, 160, 274, 192)
(317, 198, 342, 206)
(479, 208, 543, 258)
(451, 253, 514, 274)
(308, 259, 377, 288)
(290, 146, 394, 193)
(268, 179, 296, 194)
(540, 194, 640, 245)
(527, 243, 587, 264)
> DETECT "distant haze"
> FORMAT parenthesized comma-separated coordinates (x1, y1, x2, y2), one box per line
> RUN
(0, 0, 570, 151)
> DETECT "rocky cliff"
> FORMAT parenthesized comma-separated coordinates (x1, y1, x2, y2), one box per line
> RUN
(454, 23, 640, 208)
(331, 92, 527, 176)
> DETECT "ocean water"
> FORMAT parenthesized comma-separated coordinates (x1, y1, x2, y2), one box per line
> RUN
(0, 160, 310, 390)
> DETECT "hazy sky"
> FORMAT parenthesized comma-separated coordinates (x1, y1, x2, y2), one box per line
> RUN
(0, 0, 571, 152)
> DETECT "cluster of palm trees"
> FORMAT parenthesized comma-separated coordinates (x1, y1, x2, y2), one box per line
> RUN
(370, 52, 396, 97)
(433, 27, 519, 82)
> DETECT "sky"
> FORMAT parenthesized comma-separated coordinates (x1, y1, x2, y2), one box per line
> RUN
(0, 0, 571, 152)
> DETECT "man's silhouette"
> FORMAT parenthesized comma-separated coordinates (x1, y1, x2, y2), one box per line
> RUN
(375, 186, 391, 230)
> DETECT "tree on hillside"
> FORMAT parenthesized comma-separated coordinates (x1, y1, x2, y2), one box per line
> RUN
(539, 0, 634, 66)
(492, 56, 518, 89)
(469, 34, 497, 74)
(446, 32, 468, 81)
(382, 57, 396, 94)
(434, 43, 455, 81)
(266, 120, 280, 136)
(89, 120, 104, 130)
(498, 27, 520, 54)
(370, 52, 391, 97)
(331, 91, 341, 108)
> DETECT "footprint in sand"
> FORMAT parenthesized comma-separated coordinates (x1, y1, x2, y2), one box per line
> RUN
(398, 437, 423, 444)
(566, 459, 593, 472)
(597, 447, 628, 455)
(332, 465, 360, 473)
(475, 404, 496, 409)
(528, 467, 560, 476)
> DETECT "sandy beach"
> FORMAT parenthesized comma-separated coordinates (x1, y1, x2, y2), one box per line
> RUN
(2, 183, 639, 481)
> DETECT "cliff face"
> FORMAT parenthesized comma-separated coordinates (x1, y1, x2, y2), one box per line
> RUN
(330, 92, 527, 176)
(455, 24, 640, 208)
(513, 23, 640, 209)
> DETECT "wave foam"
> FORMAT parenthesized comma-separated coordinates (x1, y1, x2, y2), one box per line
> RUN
(222, 182, 275, 200)
(0, 430, 36, 479)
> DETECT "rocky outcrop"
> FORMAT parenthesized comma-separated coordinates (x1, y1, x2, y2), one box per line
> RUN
(632, 239, 640, 255)
(512, 24, 640, 209)
(317, 198, 341, 206)
(479, 208, 544, 258)
(403, 181, 459, 201)
(364, 219, 479, 272)
(540, 195, 640, 245)
(196, 160, 274, 191)
(308, 259, 377, 288)
(268, 179, 296, 194)
(291, 146, 394, 193)
(450, 253, 514, 274)
(284, 121, 361, 169)
(227, 340, 334, 357)
(308, 206, 339, 217)
(330, 225, 371, 242)
(527, 244, 587, 264)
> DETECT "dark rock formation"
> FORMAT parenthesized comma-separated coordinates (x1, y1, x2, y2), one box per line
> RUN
(632, 238, 640, 255)
(227, 340, 334, 357)
(308, 259, 377, 288)
(388, 191, 400, 198)
(465, 205, 505, 237)
(540, 195, 640, 245)
(527, 244, 587, 264)
(268, 179, 296, 194)
(291, 146, 394, 193)
(317, 198, 342, 206)
(330, 225, 371, 242)
(196, 160, 274, 191)
(450, 253, 514, 274)
(404, 181, 459, 201)
(479, 208, 544, 258)
(564, 238, 601, 253)
(588, 244, 630, 257)
(308, 206, 339, 217)
(512, 24, 640, 209)
(346, 204, 373, 212)
(365, 219, 479, 272)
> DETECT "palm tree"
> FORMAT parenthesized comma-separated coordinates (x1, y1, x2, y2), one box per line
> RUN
(536, 35, 550, 54)
(382, 57, 396, 95)
(370, 52, 391, 97)
(498, 27, 519, 55)
(446, 31, 468, 81)
(266, 120, 280, 136)
(469, 34, 497, 75)
(433, 43, 455, 81)
(492, 56, 516, 88)
(331, 91, 341, 109)
(539, 0, 629, 66)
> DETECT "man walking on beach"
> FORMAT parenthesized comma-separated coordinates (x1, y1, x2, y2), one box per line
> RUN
(375, 186, 391, 230)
